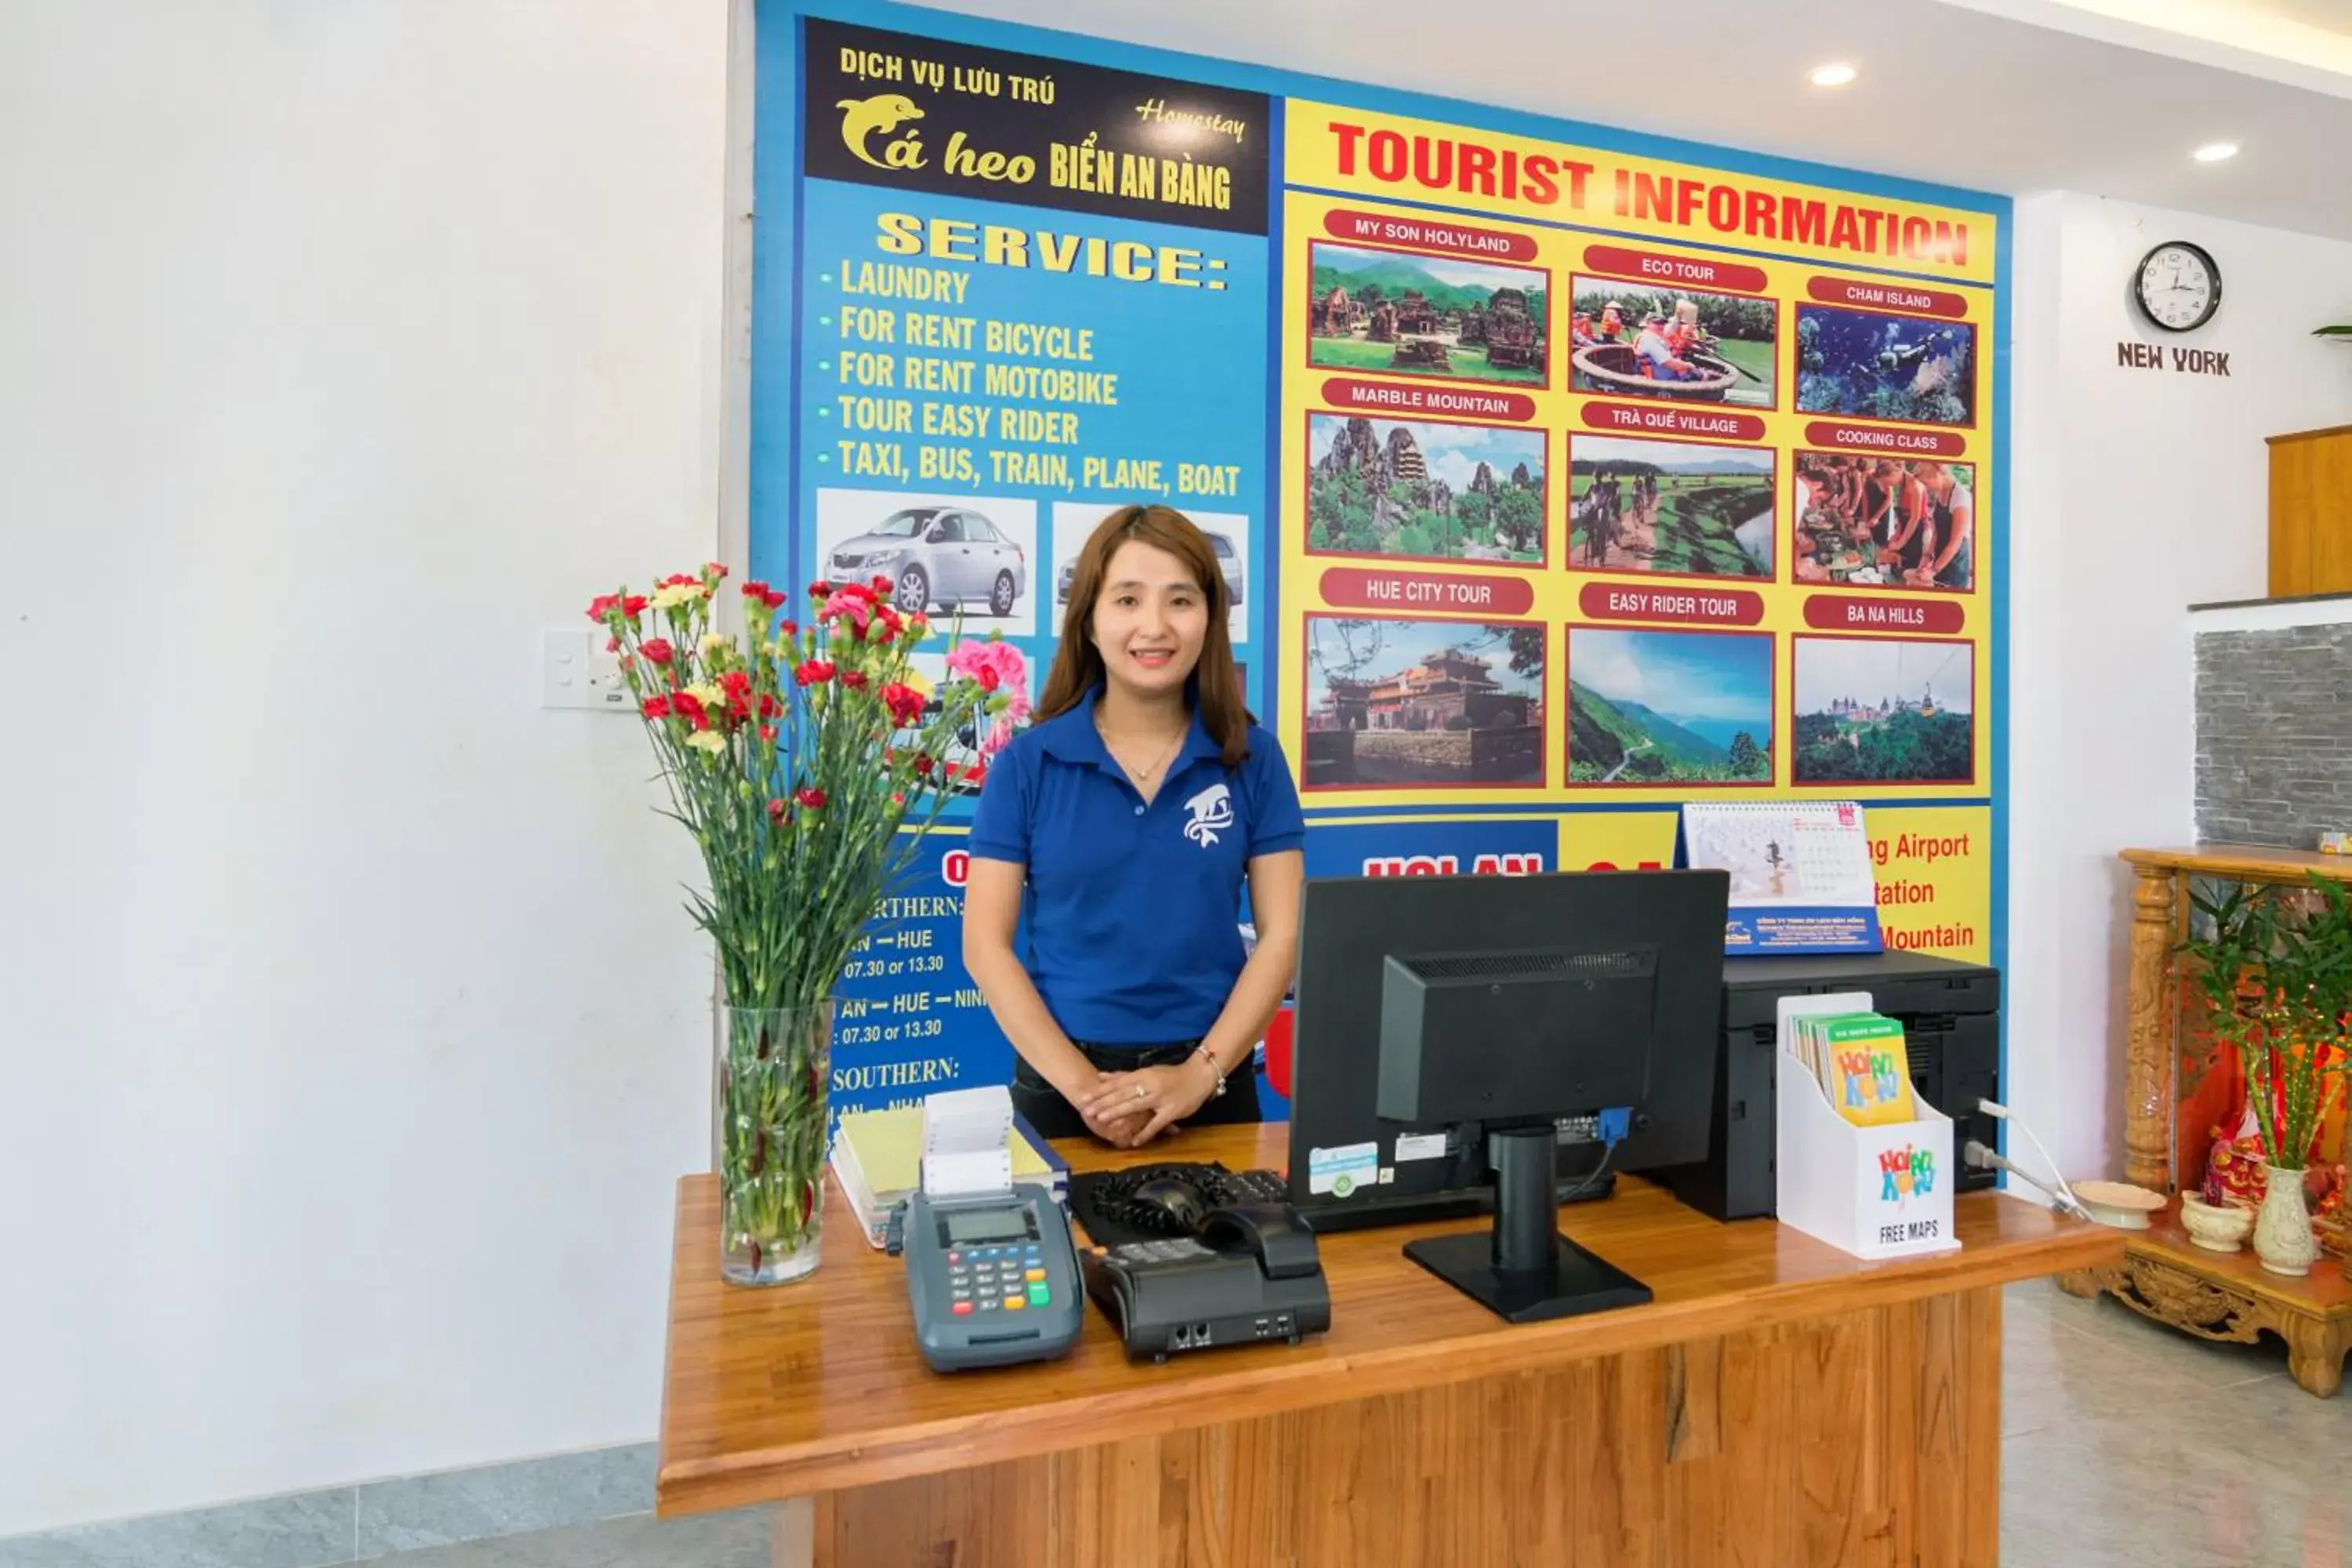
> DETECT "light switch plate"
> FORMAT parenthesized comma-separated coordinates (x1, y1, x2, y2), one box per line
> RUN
(541, 628, 632, 712)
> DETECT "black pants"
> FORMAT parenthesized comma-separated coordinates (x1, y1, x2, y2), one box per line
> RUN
(1011, 1040, 1264, 1142)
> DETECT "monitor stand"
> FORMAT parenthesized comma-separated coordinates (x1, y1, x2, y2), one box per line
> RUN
(1403, 1125, 1653, 1323)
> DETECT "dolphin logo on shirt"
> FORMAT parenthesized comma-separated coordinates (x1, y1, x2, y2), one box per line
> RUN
(1182, 782, 1235, 848)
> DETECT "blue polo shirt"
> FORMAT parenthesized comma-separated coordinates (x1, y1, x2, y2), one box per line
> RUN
(967, 689, 1305, 1047)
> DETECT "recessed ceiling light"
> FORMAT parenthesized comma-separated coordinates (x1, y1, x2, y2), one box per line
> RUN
(2193, 141, 2240, 163)
(1809, 63, 1858, 88)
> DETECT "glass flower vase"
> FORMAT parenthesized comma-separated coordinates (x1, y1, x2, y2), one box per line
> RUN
(714, 1003, 833, 1287)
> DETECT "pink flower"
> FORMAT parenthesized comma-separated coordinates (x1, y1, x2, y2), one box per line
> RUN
(983, 714, 1019, 758)
(946, 640, 1029, 697)
(818, 590, 875, 637)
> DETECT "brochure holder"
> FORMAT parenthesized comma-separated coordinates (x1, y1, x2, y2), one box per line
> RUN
(1773, 992, 1959, 1261)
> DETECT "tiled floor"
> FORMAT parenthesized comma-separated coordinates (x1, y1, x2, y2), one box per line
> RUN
(2002, 1278, 2351, 1567)
(372, 1279, 2352, 1566)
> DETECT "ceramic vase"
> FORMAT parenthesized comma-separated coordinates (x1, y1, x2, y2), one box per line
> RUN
(2252, 1163, 2318, 1277)
(715, 1003, 833, 1287)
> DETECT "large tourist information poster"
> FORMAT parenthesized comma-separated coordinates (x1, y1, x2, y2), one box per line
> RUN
(753, 2, 2008, 1116)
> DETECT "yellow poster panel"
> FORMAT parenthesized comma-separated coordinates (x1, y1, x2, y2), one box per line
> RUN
(1864, 806, 1991, 963)
(1285, 100, 1995, 285)
(1548, 805, 1989, 961)
(1278, 176, 1994, 815)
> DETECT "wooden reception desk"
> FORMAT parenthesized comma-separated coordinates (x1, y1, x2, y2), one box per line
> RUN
(657, 1123, 2118, 1567)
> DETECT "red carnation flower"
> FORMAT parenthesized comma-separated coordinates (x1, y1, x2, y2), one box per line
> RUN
(976, 666, 1000, 693)
(778, 619, 797, 637)
(642, 695, 672, 720)
(704, 561, 730, 580)
(891, 791, 906, 808)
(586, 593, 619, 621)
(807, 579, 833, 601)
(672, 691, 706, 723)
(757, 693, 781, 720)
(740, 579, 771, 600)
(881, 683, 924, 728)
(913, 752, 935, 777)
(641, 637, 674, 666)
(758, 724, 779, 744)
(796, 787, 828, 811)
(605, 635, 620, 653)
(765, 797, 787, 822)
(840, 669, 868, 690)
(761, 588, 788, 610)
(793, 659, 835, 688)
(623, 594, 648, 619)
(869, 575, 892, 597)
(720, 670, 752, 699)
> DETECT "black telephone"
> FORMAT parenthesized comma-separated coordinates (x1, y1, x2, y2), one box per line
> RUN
(1080, 1200, 1332, 1363)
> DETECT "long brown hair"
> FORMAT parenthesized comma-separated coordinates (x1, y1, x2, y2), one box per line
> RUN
(1038, 504, 1251, 766)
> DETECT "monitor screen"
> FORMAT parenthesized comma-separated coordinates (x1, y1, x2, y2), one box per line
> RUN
(1286, 869, 1727, 1231)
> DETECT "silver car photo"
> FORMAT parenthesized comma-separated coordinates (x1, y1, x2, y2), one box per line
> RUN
(829, 506, 1027, 617)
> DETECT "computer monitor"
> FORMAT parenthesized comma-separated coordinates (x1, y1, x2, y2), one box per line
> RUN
(1284, 869, 1729, 1323)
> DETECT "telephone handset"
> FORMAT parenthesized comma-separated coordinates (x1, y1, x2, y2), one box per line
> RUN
(1197, 1203, 1321, 1279)
(1080, 1200, 1333, 1362)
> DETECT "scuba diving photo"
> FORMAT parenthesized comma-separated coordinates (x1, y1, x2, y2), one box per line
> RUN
(1795, 306, 1977, 426)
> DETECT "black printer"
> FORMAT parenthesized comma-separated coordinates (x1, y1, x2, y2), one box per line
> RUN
(1655, 950, 2002, 1222)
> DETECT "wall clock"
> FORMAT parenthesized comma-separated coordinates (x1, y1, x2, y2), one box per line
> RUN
(2133, 241, 2221, 332)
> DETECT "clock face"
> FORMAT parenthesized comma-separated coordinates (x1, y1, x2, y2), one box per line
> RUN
(2136, 242, 2220, 332)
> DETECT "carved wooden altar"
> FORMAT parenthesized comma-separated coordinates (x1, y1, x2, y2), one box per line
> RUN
(2059, 845, 2352, 1397)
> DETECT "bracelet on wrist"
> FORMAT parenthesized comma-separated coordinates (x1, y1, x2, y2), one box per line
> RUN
(1192, 1044, 1226, 1098)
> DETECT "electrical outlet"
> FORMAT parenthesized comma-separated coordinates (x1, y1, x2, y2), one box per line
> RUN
(541, 628, 633, 712)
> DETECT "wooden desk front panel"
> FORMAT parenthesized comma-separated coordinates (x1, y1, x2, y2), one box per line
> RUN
(818, 1287, 2000, 1568)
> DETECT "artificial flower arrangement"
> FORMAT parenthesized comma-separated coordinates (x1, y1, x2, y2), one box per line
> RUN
(590, 564, 1028, 1284)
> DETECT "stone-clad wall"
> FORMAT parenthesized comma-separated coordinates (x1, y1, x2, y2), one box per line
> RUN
(2194, 621, 2352, 848)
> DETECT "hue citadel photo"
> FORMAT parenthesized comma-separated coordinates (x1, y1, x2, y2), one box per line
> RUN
(1303, 616, 1545, 789)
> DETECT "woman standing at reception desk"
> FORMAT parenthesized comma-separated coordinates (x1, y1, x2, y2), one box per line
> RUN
(961, 505, 1305, 1147)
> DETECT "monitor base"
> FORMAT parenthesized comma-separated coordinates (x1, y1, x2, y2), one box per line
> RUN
(1403, 1232, 1653, 1323)
(1298, 1171, 1617, 1235)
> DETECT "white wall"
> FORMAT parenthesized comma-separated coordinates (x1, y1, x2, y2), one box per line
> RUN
(2005, 192, 2352, 1183)
(0, 1, 729, 1537)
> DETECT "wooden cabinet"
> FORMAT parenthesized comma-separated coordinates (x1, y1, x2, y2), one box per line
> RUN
(2269, 424, 2352, 597)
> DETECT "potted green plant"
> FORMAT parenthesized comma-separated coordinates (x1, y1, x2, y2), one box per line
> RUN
(2182, 877, 2352, 1275)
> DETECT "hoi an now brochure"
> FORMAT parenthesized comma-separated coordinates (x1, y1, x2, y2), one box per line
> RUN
(1677, 801, 1882, 954)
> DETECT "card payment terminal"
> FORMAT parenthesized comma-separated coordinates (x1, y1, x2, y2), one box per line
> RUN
(902, 1182, 1084, 1371)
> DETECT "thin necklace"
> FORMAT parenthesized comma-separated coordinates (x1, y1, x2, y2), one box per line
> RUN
(1096, 710, 1185, 784)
